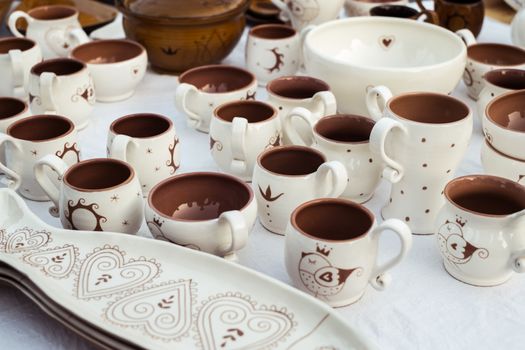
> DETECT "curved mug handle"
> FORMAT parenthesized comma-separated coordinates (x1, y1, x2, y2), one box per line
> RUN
(108, 134, 139, 162)
(175, 83, 202, 130)
(219, 210, 248, 261)
(9, 49, 26, 99)
(0, 134, 22, 190)
(39, 72, 58, 114)
(8, 11, 32, 38)
(283, 107, 317, 146)
(312, 90, 337, 116)
(414, 10, 439, 24)
(271, 0, 291, 22)
(509, 210, 525, 273)
(366, 85, 393, 121)
(456, 29, 477, 46)
(230, 117, 248, 176)
(67, 28, 90, 47)
(370, 118, 407, 183)
(34, 155, 69, 217)
(315, 161, 348, 198)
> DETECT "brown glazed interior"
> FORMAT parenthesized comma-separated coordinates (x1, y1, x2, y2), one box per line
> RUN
(486, 90, 525, 132)
(72, 40, 144, 64)
(468, 44, 525, 66)
(369, 5, 418, 18)
(179, 65, 254, 93)
(250, 24, 296, 39)
(485, 69, 525, 90)
(292, 199, 374, 241)
(0, 37, 35, 54)
(64, 159, 133, 191)
(355, 0, 403, 3)
(389, 93, 470, 124)
(215, 101, 276, 123)
(28, 5, 77, 20)
(111, 114, 172, 138)
(445, 175, 525, 216)
(31, 58, 85, 76)
(0, 98, 27, 120)
(315, 115, 374, 143)
(259, 146, 325, 176)
(267, 76, 330, 99)
(7, 115, 73, 141)
(149, 173, 253, 221)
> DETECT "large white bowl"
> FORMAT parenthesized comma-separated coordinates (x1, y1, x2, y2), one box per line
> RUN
(303, 17, 467, 116)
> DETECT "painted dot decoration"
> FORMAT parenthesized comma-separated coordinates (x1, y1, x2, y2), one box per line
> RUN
(425, 209, 430, 213)
(422, 186, 427, 190)
(369, 158, 373, 163)
(405, 217, 410, 222)
(423, 163, 428, 168)
(421, 138, 426, 143)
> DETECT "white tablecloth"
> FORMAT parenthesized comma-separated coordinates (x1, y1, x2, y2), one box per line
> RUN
(1, 14, 524, 350)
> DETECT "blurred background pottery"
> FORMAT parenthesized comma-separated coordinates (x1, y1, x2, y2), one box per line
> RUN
(435, 0, 485, 37)
(271, 0, 345, 30)
(0, 0, 12, 31)
(116, 0, 249, 73)
(345, 0, 408, 17)
(369, 4, 439, 23)
(512, 8, 525, 48)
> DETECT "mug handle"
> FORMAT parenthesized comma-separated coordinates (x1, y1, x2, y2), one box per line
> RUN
(369, 219, 412, 290)
(230, 117, 248, 175)
(108, 134, 139, 162)
(312, 91, 337, 116)
(175, 83, 201, 130)
(67, 28, 90, 46)
(0, 134, 22, 190)
(415, 10, 439, 24)
(283, 107, 317, 146)
(315, 161, 348, 198)
(369, 118, 407, 183)
(8, 11, 32, 38)
(9, 49, 25, 99)
(34, 155, 69, 217)
(39, 72, 58, 114)
(509, 210, 525, 273)
(366, 85, 393, 121)
(456, 29, 477, 46)
(219, 210, 248, 261)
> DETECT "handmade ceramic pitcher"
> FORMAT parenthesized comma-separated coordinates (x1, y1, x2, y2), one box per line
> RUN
(271, 0, 345, 30)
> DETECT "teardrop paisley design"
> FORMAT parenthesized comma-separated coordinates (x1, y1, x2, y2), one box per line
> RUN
(4, 227, 51, 254)
(22, 245, 78, 279)
(76, 245, 160, 300)
(104, 280, 194, 341)
(437, 218, 489, 266)
(196, 293, 295, 350)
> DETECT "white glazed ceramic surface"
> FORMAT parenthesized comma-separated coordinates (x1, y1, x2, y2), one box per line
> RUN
(512, 8, 525, 48)
(345, 0, 408, 17)
(0, 37, 42, 99)
(506, 0, 524, 11)
(272, 0, 345, 30)
(0, 98, 31, 132)
(303, 17, 466, 116)
(0, 188, 374, 350)
(481, 140, 525, 185)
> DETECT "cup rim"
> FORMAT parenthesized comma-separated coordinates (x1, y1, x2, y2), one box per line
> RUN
(467, 43, 525, 66)
(27, 5, 79, 20)
(147, 172, 254, 222)
(178, 64, 256, 94)
(0, 97, 28, 121)
(291, 198, 375, 242)
(483, 68, 525, 90)
(369, 4, 419, 17)
(249, 24, 297, 40)
(71, 39, 146, 66)
(63, 158, 135, 193)
(6, 114, 74, 142)
(212, 100, 278, 124)
(314, 114, 374, 145)
(485, 89, 525, 134)
(484, 138, 525, 162)
(109, 113, 173, 139)
(30, 58, 87, 76)
(0, 37, 37, 53)
(266, 75, 330, 101)
(257, 145, 327, 177)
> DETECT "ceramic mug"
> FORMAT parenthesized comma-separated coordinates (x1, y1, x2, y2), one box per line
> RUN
(71, 39, 148, 102)
(266, 76, 336, 145)
(271, 0, 345, 30)
(367, 85, 473, 234)
(436, 175, 525, 286)
(284, 112, 382, 202)
(456, 29, 525, 100)
(477, 69, 525, 124)
(369, 5, 438, 23)
(345, 0, 408, 17)
(8, 5, 89, 59)
(481, 140, 525, 185)
(435, 0, 485, 38)
(0, 37, 42, 99)
(209, 100, 281, 181)
(145, 172, 257, 260)
(34, 157, 144, 234)
(0, 115, 79, 201)
(107, 113, 180, 196)
(285, 198, 412, 307)
(511, 8, 525, 48)
(0, 97, 31, 132)
(175, 65, 258, 133)
(252, 145, 348, 235)
(483, 90, 525, 161)
(28, 58, 95, 130)
(246, 24, 300, 85)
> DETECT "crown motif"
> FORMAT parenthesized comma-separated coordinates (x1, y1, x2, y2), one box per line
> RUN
(316, 244, 332, 257)
(153, 216, 164, 228)
(455, 216, 467, 227)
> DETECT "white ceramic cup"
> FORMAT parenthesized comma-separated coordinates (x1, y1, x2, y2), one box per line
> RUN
(246, 24, 300, 85)
(436, 175, 525, 286)
(0, 115, 79, 201)
(28, 58, 95, 130)
(285, 112, 382, 202)
(345, 0, 408, 17)
(108, 113, 180, 197)
(8, 5, 89, 59)
(285, 198, 412, 307)
(271, 0, 345, 30)
(483, 89, 525, 161)
(367, 85, 473, 234)
(34, 157, 144, 234)
(481, 140, 525, 185)
(456, 29, 525, 100)
(209, 100, 281, 181)
(175, 65, 258, 133)
(71, 39, 148, 102)
(252, 145, 348, 235)
(0, 37, 42, 99)
(145, 172, 257, 260)
(0, 97, 31, 132)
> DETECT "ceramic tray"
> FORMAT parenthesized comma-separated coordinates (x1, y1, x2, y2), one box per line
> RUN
(0, 189, 374, 350)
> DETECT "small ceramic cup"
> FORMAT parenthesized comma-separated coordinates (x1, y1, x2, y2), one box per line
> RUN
(0, 115, 79, 201)
(436, 175, 525, 286)
(369, 5, 438, 23)
(34, 157, 143, 234)
(285, 198, 412, 307)
(71, 40, 148, 102)
(271, 0, 345, 31)
(0, 37, 42, 99)
(345, 0, 408, 16)
(210, 100, 281, 181)
(477, 69, 525, 124)
(435, 0, 485, 38)
(145, 172, 257, 260)
(8, 5, 89, 59)
(266, 76, 336, 144)
(107, 113, 180, 196)
(0, 97, 31, 132)
(252, 145, 348, 235)
(28, 58, 95, 130)
(284, 112, 382, 202)
(175, 65, 258, 133)
(481, 140, 525, 185)
(456, 29, 525, 100)
(246, 24, 300, 86)
(483, 90, 525, 161)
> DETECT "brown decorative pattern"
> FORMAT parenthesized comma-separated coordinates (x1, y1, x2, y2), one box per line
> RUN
(463, 67, 474, 87)
(244, 91, 256, 100)
(379, 35, 395, 50)
(259, 185, 284, 202)
(56, 142, 81, 162)
(166, 138, 180, 175)
(146, 215, 168, 241)
(29, 93, 41, 105)
(23, 245, 78, 279)
(71, 85, 95, 104)
(266, 48, 284, 74)
(64, 199, 107, 231)
(162, 47, 179, 56)
(3, 227, 51, 254)
(519, 175, 525, 183)
(209, 137, 223, 151)
(266, 133, 281, 148)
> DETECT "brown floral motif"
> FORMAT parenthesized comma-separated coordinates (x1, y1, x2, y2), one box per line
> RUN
(166, 137, 180, 175)
(146, 215, 168, 241)
(483, 128, 493, 144)
(3, 227, 51, 254)
(259, 185, 284, 202)
(379, 35, 395, 50)
(22, 245, 78, 279)
(463, 68, 474, 87)
(56, 142, 81, 162)
(71, 85, 95, 104)
(244, 91, 256, 100)
(209, 137, 223, 151)
(266, 132, 281, 148)
(29, 93, 41, 105)
(64, 199, 107, 231)
(266, 48, 284, 74)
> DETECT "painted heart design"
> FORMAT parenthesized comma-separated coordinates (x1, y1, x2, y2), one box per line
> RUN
(23, 245, 77, 279)
(105, 280, 193, 340)
(319, 271, 333, 283)
(197, 294, 294, 350)
(77, 246, 159, 299)
(5, 228, 51, 254)
(379, 35, 395, 50)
